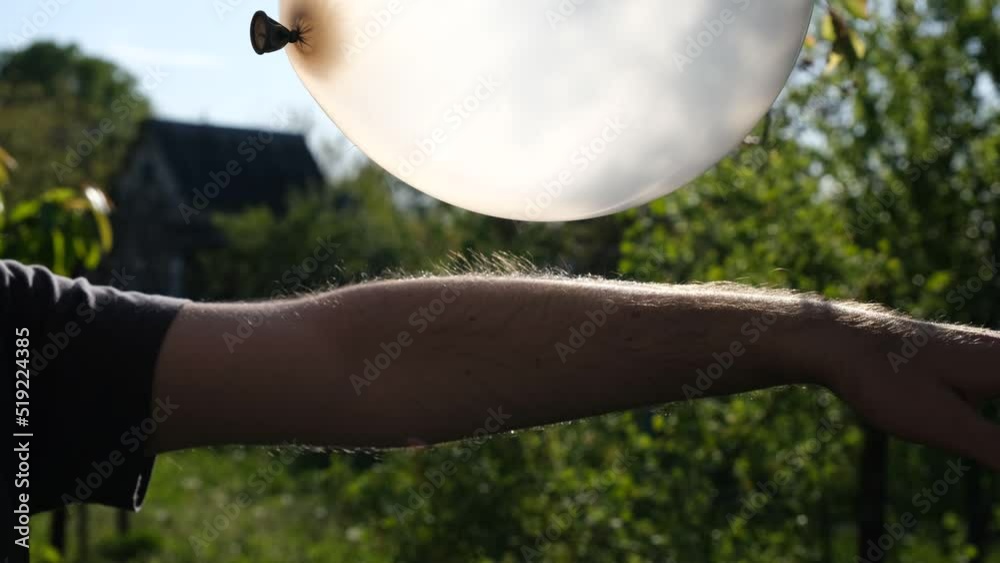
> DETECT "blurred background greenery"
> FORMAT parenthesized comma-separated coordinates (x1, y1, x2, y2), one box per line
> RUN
(2, 0, 1000, 561)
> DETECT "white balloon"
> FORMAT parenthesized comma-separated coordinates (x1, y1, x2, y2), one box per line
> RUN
(277, 0, 812, 221)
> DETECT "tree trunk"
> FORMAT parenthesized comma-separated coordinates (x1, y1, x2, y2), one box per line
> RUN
(76, 504, 89, 561)
(118, 509, 131, 535)
(967, 462, 988, 563)
(821, 494, 834, 563)
(857, 426, 888, 561)
(50, 507, 67, 555)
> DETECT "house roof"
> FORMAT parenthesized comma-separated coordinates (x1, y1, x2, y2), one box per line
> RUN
(138, 118, 324, 213)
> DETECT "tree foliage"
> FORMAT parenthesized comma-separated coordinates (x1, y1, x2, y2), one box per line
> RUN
(11, 0, 1000, 560)
(0, 147, 113, 275)
(0, 42, 150, 200)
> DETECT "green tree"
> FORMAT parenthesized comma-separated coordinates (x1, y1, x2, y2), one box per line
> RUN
(806, 1, 1000, 559)
(16, 2, 999, 562)
(620, 0, 1000, 560)
(0, 42, 151, 200)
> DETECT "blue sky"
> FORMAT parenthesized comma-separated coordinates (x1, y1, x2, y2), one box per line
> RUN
(3, 0, 359, 172)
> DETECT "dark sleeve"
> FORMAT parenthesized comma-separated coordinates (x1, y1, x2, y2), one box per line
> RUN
(0, 260, 188, 514)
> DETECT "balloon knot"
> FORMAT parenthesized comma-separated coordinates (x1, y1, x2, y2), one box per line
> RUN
(251, 10, 302, 55)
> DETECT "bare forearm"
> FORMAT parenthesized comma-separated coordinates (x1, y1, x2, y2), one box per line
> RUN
(153, 276, 870, 450)
(152, 274, 1000, 468)
(320, 277, 841, 443)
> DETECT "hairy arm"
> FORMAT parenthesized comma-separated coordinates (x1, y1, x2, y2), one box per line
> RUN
(150, 275, 1000, 469)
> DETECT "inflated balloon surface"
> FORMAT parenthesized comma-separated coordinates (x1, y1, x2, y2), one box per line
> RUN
(280, 0, 812, 221)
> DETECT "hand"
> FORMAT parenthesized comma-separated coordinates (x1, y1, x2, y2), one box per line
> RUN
(827, 318, 1000, 470)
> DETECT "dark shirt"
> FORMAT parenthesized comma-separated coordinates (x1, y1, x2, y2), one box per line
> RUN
(1, 260, 186, 515)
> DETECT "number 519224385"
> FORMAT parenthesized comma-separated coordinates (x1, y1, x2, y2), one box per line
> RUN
(14, 328, 30, 427)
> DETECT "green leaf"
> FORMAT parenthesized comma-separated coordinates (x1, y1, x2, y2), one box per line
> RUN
(820, 13, 837, 41)
(825, 51, 845, 74)
(40, 187, 79, 205)
(841, 0, 868, 19)
(50, 228, 67, 275)
(0, 146, 16, 188)
(925, 271, 952, 293)
(83, 240, 102, 270)
(93, 210, 113, 252)
(9, 200, 42, 223)
(847, 28, 867, 59)
(84, 186, 113, 251)
(0, 146, 16, 170)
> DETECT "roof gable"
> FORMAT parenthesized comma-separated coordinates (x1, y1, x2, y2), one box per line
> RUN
(138, 118, 324, 213)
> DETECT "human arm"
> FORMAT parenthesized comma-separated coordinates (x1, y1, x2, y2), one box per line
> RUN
(149, 275, 1000, 469)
